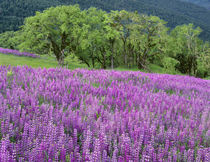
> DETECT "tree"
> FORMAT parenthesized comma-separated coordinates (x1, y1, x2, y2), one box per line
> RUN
(77, 8, 108, 68)
(80, 9, 121, 69)
(170, 24, 202, 75)
(111, 10, 136, 67)
(162, 57, 179, 74)
(18, 5, 86, 66)
(130, 14, 168, 70)
(104, 11, 121, 69)
(196, 42, 210, 77)
(0, 31, 17, 49)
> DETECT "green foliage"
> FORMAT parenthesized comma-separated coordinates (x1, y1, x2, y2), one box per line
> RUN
(162, 57, 179, 74)
(76, 8, 109, 68)
(0, 31, 21, 49)
(7, 70, 13, 77)
(0, 31, 14, 49)
(132, 15, 168, 70)
(196, 43, 210, 77)
(170, 24, 203, 75)
(18, 5, 86, 66)
(196, 63, 208, 78)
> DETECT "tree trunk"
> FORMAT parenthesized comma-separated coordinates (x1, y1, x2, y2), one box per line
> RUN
(137, 61, 142, 70)
(111, 42, 114, 69)
(123, 39, 127, 65)
(100, 47, 107, 69)
(111, 54, 114, 69)
(58, 57, 64, 67)
(49, 34, 67, 67)
(124, 54, 127, 66)
(188, 56, 193, 75)
(137, 54, 141, 69)
(92, 57, 95, 68)
(103, 52, 107, 69)
(133, 53, 135, 66)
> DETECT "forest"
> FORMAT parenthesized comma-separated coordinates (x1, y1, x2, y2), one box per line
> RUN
(1, 5, 209, 78)
(1, 0, 210, 40)
(180, 0, 210, 9)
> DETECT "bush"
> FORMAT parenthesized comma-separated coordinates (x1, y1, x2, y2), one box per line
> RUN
(162, 56, 179, 74)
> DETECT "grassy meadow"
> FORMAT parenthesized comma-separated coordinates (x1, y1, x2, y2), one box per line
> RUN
(0, 53, 87, 69)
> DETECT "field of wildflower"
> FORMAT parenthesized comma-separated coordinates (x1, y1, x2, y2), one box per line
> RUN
(0, 66, 209, 161)
(0, 48, 39, 58)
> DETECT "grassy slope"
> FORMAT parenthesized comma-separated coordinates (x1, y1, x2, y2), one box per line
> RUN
(115, 64, 168, 73)
(0, 53, 87, 69)
(0, 53, 57, 68)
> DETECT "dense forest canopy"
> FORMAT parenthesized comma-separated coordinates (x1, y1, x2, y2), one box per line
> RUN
(180, 0, 210, 9)
(1, 0, 210, 40)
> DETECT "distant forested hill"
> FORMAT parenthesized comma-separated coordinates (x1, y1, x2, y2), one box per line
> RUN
(1, 0, 210, 40)
(180, 0, 210, 9)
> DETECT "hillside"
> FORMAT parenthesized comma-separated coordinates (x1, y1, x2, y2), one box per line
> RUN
(180, 0, 210, 9)
(1, 0, 210, 40)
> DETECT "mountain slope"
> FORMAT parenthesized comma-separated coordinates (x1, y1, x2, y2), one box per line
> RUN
(1, 0, 210, 40)
(179, 0, 210, 9)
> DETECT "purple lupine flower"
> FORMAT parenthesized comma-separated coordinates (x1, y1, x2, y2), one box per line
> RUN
(92, 138, 101, 161)
(73, 129, 77, 146)
(112, 148, 118, 162)
(0, 66, 209, 160)
(204, 149, 210, 162)
(0, 138, 10, 162)
(0, 47, 40, 58)
(102, 150, 108, 162)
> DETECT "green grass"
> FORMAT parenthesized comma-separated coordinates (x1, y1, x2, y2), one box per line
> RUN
(204, 76, 210, 80)
(0, 53, 87, 69)
(114, 65, 140, 71)
(149, 64, 183, 75)
(148, 64, 165, 73)
(115, 64, 185, 75)
(115, 64, 167, 73)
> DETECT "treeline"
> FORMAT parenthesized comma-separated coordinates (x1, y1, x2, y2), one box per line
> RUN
(1, 0, 210, 40)
(0, 5, 210, 77)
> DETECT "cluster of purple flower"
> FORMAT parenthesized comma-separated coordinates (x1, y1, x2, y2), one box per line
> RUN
(0, 48, 40, 58)
(0, 66, 209, 161)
